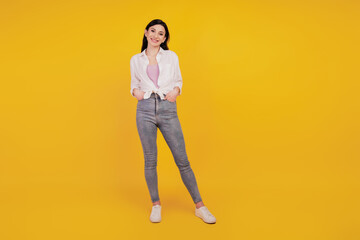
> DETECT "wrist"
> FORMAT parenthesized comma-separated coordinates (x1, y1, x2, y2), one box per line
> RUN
(174, 87, 180, 94)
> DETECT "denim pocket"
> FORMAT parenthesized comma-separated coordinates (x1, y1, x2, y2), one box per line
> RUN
(167, 100, 176, 103)
(138, 96, 147, 102)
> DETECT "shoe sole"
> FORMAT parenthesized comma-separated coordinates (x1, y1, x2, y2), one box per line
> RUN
(150, 219, 161, 223)
(150, 216, 161, 223)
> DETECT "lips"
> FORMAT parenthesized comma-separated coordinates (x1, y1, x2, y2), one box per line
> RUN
(151, 38, 159, 43)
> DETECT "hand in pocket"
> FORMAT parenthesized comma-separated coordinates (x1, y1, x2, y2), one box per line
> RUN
(164, 87, 180, 102)
(133, 89, 145, 100)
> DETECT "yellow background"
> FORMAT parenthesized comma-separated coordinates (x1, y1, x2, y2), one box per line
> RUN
(1, 0, 359, 239)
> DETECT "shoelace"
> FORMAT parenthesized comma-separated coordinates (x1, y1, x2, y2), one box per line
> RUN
(205, 211, 214, 218)
(201, 208, 214, 218)
(152, 206, 161, 211)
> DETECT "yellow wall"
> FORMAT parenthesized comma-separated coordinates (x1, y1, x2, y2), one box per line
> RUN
(1, 0, 359, 239)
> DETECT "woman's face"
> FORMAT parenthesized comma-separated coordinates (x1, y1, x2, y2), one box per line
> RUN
(144, 24, 166, 47)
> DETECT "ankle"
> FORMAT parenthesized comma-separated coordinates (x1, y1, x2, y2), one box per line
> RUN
(195, 201, 205, 209)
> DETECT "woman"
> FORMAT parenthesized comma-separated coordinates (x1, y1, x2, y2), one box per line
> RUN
(130, 19, 216, 224)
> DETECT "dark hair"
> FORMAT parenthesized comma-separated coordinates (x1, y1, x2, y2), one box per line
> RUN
(141, 19, 170, 52)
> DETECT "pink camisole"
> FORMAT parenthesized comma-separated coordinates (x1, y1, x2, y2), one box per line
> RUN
(146, 64, 160, 88)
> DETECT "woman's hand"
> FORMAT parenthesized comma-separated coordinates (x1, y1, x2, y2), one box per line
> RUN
(165, 87, 180, 102)
(133, 88, 145, 100)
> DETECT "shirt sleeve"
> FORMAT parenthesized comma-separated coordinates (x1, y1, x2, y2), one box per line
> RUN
(130, 56, 141, 97)
(173, 52, 183, 95)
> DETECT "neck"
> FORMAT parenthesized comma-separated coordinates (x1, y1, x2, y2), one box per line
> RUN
(146, 45, 160, 57)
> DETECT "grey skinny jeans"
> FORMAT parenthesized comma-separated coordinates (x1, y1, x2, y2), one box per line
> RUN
(136, 93, 202, 204)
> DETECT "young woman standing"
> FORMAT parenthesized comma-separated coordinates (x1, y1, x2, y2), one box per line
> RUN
(130, 19, 216, 224)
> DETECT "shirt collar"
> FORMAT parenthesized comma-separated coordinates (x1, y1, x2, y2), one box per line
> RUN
(140, 46, 165, 58)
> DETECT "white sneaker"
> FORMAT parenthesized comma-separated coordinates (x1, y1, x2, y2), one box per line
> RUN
(150, 205, 161, 223)
(195, 206, 216, 224)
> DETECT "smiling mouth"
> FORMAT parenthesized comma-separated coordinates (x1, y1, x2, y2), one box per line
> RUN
(151, 38, 159, 43)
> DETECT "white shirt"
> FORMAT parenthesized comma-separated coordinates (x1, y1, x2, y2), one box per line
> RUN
(130, 46, 183, 100)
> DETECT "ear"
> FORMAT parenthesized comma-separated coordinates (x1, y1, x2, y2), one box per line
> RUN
(144, 29, 147, 37)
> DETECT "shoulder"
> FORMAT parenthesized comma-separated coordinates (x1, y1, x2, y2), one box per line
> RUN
(164, 49, 179, 61)
(130, 53, 142, 63)
(165, 49, 178, 56)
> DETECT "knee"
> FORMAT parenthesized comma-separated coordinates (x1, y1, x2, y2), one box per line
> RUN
(176, 159, 191, 172)
(144, 154, 157, 170)
(145, 162, 157, 170)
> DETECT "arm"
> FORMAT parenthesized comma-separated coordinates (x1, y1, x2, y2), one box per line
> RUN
(130, 56, 140, 97)
(173, 52, 183, 95)
(164, 53, 182, 102)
